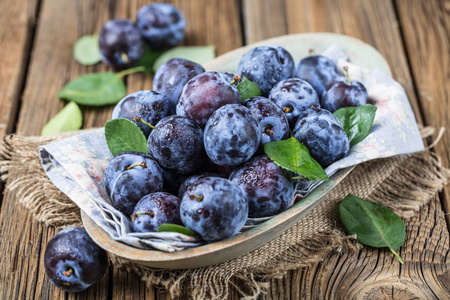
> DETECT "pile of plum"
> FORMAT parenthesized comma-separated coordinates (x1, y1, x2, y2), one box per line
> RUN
(104, 44, 368, 243)
(99, 3, 186, 70)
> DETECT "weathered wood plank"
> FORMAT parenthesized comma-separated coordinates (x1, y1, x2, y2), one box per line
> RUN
(0, 0, 40, 138)
(395, 0, 450, 229)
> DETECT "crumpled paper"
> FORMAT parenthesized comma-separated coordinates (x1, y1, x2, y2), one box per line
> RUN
(40, 45, 424, 252)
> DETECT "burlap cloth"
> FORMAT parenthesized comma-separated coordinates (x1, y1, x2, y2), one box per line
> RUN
(1, 130, 449, 299)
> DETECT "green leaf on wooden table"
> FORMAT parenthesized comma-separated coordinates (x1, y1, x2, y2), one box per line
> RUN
(105, 118, 148, 156)
(41, 102, 83, 135)
(339, 194, 405, 264)
(235, 75, 261, 101)
(73, 34, 102, 66)
(333, 104, 377, 147)
(152, 45, 216, 72)
(157, 223, 196, 237)
(136, 44, 165, 74)
(57, 66, 144, 106)
(264, 137, 328, 181)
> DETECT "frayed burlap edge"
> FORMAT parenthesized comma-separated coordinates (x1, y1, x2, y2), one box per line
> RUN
(0, 132, 449, 299)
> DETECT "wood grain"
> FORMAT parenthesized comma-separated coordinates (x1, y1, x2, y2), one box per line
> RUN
(395, 0, 450, 230)
(0, 0, 40, 138)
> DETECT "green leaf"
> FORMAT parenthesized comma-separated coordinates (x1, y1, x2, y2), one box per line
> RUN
(339, 194, 405, 264)
(73, 34, 102, 66)
(136, 44, 165, 74)
(333, 104, 377, 147)
(157, 223, 196, 237)
(57, 66, 143, 106)
(41, 102, 83, 135)
(236, 76, 261, 101)
(152, 45, 216, 72)
(264, 137, 328, 181)
(104, 118, 148, 156)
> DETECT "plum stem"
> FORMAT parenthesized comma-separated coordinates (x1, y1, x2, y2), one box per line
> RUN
(230, 74, 241, 85)
(343, 66, 350, 84)
(63, 268, 73, 278)
(309, 49, 314, 55)
(264, 127, 274, 136)
(282, 106, 294, 113)
(131, 211, 155, 221)
(116, 66, 145, 78)
(120, 52, 130, 64)
(189, 194, 204, 202)
(133, 116, 157, 130)
(126, 162, 147, 170)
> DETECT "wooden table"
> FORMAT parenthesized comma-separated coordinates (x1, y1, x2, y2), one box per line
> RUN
(0, 0, 449, 299)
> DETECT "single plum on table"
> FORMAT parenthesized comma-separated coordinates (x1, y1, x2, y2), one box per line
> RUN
(320, 66, 368, 112)
(99, 19, 144, 71)
(147, 115, 207, 175)
(104, 151, 163, 215)
(229, 155, 294, 218)
(237, 46, 295, 96)
(44, 227, 108, 292)
(180, 177, 248, 242)
(294, 54, 340, 98)
(176, 71, 241, 127)
(153, 58, 205, 114)
(268, 78, 320, 127)
(131, 192, 182, 233)
(111, 90, 170, 137)
(136, 3, 186, 49)
(293, 107, 349, 168)
(204, 104, 261, 166)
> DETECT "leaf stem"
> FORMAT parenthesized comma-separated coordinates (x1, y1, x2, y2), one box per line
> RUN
(389, 247, 404, 264)
(116, 66, 145, 78)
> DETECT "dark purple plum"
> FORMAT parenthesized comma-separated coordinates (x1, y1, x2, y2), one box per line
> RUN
(176, 71, 241, 127)
(104, 151, 163, 215)
(112, 90, 170, 137)
(294, 55, 340, 98)
(153, 58, 205, 114)
(268, 78, 320, 127)
(99, 19, 144, 71)
(177, 172, 217, 199)
(320, 68, 368, 112)
(204, 104, 261, 166)
(44, 227, 108, 292)
(293, 107, 349, 167)
(244, 96, 290, 145)
(180, 177, 248, 241)
(131, 192, 182, 233)
(237, 46, 294, 96)
(147, 115, 207, 175)
(162, 168, 188, 195)
(230, 155, 294, 218)
(136, 3, 185, 49)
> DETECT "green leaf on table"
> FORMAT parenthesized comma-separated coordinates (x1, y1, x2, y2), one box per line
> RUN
(57, 66, 144, 106)
(264, 137, 328, 181)
(236, 76, 261, 101)
(41, 102, 83, 135)
(157, 223, 196, 237)
(73, 34, 102, 66)
(104, 118, 148, 156)
(339, 194, 405, 264)
(152, 45, 216, 72)
(333, 104, 377, 147)
(136, 44, 165, 74)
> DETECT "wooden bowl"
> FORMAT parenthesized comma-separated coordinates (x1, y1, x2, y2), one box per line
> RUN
(82, 33, 391, 269)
